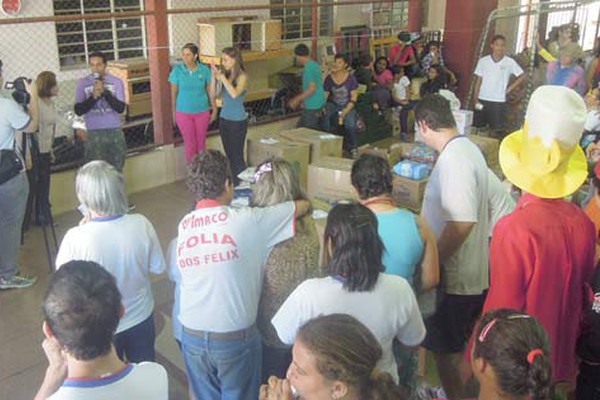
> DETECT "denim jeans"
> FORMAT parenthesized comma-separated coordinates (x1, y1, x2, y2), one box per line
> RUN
(297, 109, 324, 131)
(182, 326, 262, 400)
(114, 313, 156, 363)
(0, 172, 28, 279)
(219, 118, 248, 186)
(324, 103, 358, 150)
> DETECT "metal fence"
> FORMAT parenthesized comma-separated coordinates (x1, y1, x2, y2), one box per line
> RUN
(0, 0, 412, 172)
(467, 0, 600, 133)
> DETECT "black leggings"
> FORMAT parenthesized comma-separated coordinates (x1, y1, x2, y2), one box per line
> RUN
(219, 118, 248, 186)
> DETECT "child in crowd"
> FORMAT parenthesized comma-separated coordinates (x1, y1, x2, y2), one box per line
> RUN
(35, 261, 168, 400)
(470, 309, 552, 400)
(582, 88, 600, 151)
(391, 66, 415, 139)
(260, 314, 406, 400)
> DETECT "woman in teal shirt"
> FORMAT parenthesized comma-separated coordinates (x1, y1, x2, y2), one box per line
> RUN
(169, 43, 216, 163)
(211, 47, 248, 186)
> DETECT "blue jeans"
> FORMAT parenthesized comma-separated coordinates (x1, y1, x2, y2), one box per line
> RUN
(0, 172, 28, 279)
(324, 103, 358, 150)
(182, 326, 262, 400)
(114, 313, 156, 363)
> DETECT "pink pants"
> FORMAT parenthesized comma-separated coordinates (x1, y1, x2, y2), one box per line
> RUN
(176, 110, 211, 163)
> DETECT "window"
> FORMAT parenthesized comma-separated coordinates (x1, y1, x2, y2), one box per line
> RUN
(53, 0, 146, 68)
(270, 0, 333, 40)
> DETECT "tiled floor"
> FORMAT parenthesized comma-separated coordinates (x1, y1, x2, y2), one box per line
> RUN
(0, 181, 193, 400)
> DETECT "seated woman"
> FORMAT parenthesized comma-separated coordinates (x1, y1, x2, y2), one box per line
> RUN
(420, 41, 457, 86)
(370, 56, 393, 111)
(272, 203, 426, 390)
(469, 309, 552, 400)
(260, 314, 406, 400)
(55, 160, 166, 363)
(324, 54, 360, 157)
(420, 65, 448, 97)
(252, 159, 321, 382)
(351, 153, 439, 395)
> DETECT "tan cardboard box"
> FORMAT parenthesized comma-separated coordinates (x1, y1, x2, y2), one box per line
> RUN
(357, 137, 404, 166)
(307, 157, 358, 205)
(467, 134, 502, 177)
(392, 174, 428, 212)
(278, 128, 343, 163)
(247, 137, 311, 188)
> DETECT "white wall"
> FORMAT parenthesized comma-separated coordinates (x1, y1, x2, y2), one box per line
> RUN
(423, 0, 447, 31)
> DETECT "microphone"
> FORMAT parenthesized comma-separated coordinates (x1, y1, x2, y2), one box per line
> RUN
(92, 72, 102, 81)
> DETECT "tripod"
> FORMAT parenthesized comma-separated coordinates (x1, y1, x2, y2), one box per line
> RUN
(20, 132, 58, 273)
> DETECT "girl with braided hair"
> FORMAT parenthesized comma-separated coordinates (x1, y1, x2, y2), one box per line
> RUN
(471, 309, 552, 400)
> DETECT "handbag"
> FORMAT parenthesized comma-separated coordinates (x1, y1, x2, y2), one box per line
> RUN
(0, 146, 23, 185)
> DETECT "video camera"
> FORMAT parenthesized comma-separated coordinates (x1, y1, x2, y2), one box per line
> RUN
(4, 76, 31, 106)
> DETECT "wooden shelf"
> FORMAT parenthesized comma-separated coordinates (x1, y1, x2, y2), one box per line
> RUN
(199, 48, 292, 64)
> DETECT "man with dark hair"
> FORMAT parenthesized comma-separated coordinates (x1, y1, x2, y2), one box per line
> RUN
(74, 51, 127, 172)
(473, 34, 524, 138)
(177, 150, 311, 400)
(35, 260, 168, 400)
(288, 44, 326, 130)
(416, 94, 489, 399)
(0, 58, 39, 290)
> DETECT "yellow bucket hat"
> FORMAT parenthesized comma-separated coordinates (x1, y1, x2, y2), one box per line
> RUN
(499, 85, 587, 199)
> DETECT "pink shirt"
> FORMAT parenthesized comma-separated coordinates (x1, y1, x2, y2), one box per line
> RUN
(389, 44, 415, 67)
(481, 194, 596, 383)
(374, 69, 393, 86)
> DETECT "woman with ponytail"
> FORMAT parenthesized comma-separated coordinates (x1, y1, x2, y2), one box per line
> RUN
(259, 314, 406, 400)
(471, 309, 552, 400)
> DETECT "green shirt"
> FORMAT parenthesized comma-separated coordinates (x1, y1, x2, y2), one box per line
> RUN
(302, 61, 326, 110)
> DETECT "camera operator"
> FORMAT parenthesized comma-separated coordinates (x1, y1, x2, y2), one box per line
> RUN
(74, 51, 126, 172)
(0, 58, 39, 290)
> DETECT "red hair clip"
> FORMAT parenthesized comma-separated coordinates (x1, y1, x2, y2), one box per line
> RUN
(527, 348, 543, 364)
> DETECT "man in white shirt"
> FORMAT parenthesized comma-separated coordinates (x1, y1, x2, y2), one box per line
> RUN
(416, 94, 490, 399)
(473, 35, 525, 138)
(35, 260, 168, 400)
(177, 150, 310, 400)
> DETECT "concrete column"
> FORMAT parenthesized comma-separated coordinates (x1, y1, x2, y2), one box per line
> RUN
(145, 0, 174, 145)
(408, 0, 424, 32)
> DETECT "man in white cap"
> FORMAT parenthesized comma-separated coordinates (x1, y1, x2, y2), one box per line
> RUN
(476, 85, 596, 388)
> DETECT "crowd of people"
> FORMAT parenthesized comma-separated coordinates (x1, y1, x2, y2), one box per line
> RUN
(1, 27, 600, 400)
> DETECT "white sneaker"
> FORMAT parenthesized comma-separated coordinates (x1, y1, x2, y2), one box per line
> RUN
(0, 274, 37, 290)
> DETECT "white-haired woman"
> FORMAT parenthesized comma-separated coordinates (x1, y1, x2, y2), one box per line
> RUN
(55, 160, 166, 363)
(252, 158, 321, 382)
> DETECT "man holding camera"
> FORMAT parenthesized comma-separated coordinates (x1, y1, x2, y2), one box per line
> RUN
(74, 51, 127, 172)
(0, 58, 39, 290)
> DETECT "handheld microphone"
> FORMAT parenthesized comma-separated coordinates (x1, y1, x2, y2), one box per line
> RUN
(92, 72, 102, 81)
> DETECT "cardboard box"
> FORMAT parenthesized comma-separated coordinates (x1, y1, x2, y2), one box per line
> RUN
(307, 157, 357, 205)
(357, 137, 404, 166)
(467, 134, 502, 177)
(453, 109, 474, 136)
(278, 128, 343, 163)
(247, 137, 310, 188)
(392, 174, 429, 211)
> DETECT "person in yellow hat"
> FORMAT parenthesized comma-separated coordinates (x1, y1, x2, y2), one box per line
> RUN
(473, 85, 596, 390)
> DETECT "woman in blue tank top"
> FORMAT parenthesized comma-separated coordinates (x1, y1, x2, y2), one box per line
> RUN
(211, 47, 248, 185)
(351, 153, 439, 294)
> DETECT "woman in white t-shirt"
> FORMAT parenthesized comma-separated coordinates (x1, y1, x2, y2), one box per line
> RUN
(56, 160, 166, 363)
(272, 203, 426, 391)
